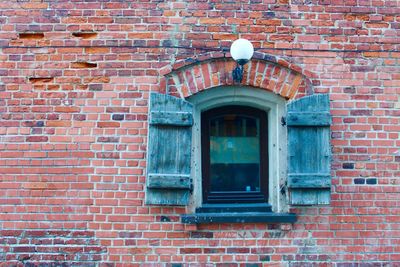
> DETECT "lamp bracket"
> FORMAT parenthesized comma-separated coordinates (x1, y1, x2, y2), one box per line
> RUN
(236, 59, 249, 66)
(232, 63, 244, 83)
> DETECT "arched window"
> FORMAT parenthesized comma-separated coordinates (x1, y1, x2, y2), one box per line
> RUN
(187, 86, 287, 213)
(201, 105, 268, 204)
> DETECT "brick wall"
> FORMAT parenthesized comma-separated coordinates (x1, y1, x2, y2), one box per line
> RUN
(1, 0, 400, 265)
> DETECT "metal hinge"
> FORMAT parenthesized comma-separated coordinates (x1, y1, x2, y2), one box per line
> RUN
(281, 116, 286, 126)
(190, 181, 193, 193)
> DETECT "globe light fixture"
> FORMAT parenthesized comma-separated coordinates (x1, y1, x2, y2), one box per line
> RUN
(230, 38, 254, 83)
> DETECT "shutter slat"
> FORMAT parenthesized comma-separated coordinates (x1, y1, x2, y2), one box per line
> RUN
(290, 189, 330, 205)
(287, 94, 332, 205)
(150, 111, 193, 126)
(288, 174, 331, 188)
(146, 93, 193, 205)
(148, 174, 191, 189)
(145, 189, 191, 206)
(287, 112, 331, 126)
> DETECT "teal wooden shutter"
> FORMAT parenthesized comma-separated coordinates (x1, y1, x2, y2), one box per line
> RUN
(146, 93, 193, 205)
(287, 94, 332, 205)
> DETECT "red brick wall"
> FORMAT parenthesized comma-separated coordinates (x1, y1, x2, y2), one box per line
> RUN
(1, 0, 400, 265)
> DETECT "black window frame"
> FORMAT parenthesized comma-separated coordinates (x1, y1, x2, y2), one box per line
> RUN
(201, 105, 269, 204)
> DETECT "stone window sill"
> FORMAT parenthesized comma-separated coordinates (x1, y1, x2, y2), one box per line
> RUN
(181, 203, 297, 224)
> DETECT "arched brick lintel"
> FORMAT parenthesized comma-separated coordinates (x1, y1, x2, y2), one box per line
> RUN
(159, 52, 315, 100)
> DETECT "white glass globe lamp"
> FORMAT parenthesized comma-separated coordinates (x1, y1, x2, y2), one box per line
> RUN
(230, 39, 254, 83)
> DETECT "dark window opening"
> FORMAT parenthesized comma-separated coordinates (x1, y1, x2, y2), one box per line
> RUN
(201, 106, 268, 204)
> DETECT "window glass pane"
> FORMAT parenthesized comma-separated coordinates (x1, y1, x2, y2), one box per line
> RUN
(209, 115, 260, 192)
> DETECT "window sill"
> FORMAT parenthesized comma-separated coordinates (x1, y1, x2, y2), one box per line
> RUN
(181, 204, 297, 224)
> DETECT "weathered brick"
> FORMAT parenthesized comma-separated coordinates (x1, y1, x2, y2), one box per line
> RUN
(73, 114, 86, 121)
(112, 114, 124, 121)
(97, 136, 119, 143)
(54, 107, 80, 113)
(71, 62, 97, 69)
(19, 32, 44, 39)
(96, 152, 120, 159)
(97, 122, 120, 128)
(46, 121, 72, 127)
(180, 248, 202, 254)
(28, 77, 54, 83)
(190, 232, 213, 238)
(106, 107, 129, 113)
(1, 1, 399, 266)
(72, 32, 98, 39)
(350, 110, 373, 116)
(26, 136, 48, 142)
(85, 47, 110, 54)
(89, 84, 103, 91)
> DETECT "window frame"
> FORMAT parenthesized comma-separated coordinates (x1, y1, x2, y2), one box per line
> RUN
(187, 86, 288, 213)
(201, 105, 269, 204)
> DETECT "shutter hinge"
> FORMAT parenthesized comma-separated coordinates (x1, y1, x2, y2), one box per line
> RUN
(280, 181, 287, 196)
(281, 116, 286, 126)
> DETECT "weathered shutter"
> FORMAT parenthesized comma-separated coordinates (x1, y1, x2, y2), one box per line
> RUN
(287, 94, 332, 205)
(145, 93, 193, 205)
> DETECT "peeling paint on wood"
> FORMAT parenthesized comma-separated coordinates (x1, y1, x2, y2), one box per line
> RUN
(146, 93, 193, 205)
(287, 94, 331, 205)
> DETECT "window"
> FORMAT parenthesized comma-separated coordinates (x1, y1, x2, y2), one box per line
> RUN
(145, 86, 331, 224)
(201, 106, 268, 204)
(187, 86, 288, 213)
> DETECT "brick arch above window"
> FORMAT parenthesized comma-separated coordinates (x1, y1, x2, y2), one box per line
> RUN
(159, 52, 316, 100)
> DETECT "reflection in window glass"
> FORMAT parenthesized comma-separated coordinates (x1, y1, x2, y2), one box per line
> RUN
(209, 115, 260, 192)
